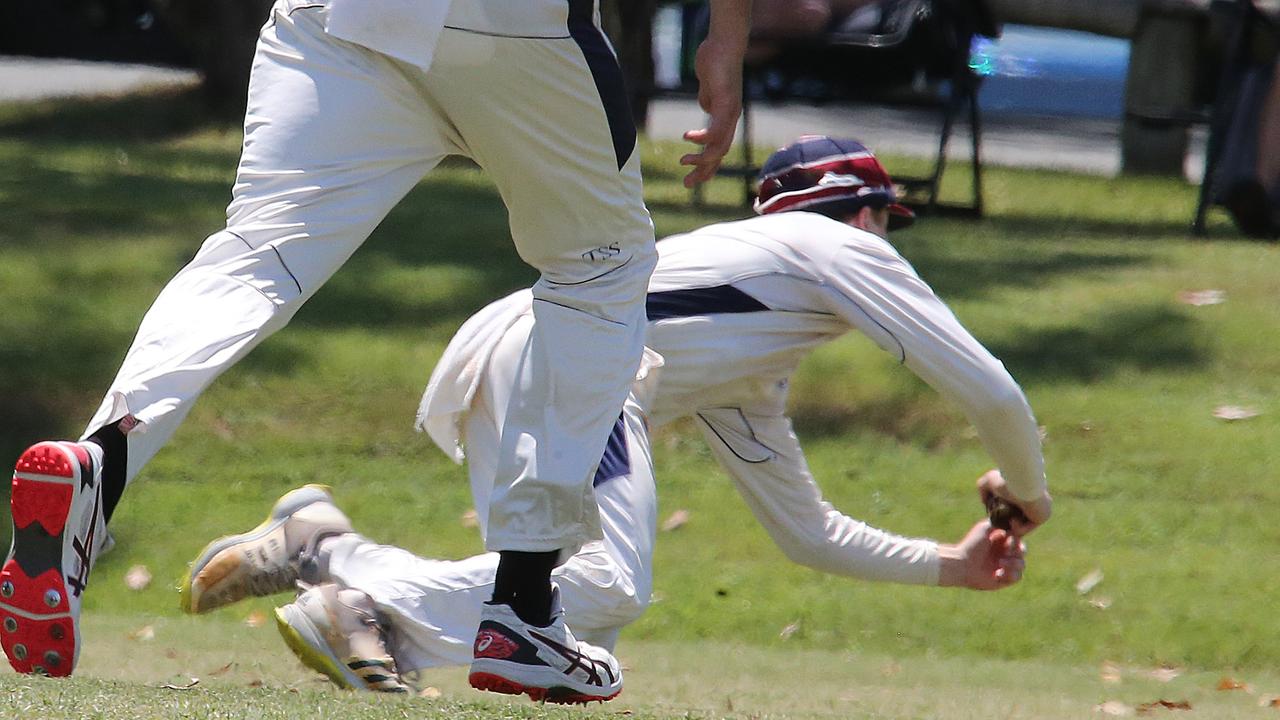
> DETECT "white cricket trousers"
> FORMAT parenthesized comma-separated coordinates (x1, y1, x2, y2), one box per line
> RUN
(319, 314, 657, 671)
(82, 0, 656, 552)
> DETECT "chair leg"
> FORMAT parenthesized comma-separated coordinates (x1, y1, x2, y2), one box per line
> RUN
(930, 82, 961, 215)
(741, 81, 755, 206)
(968, 77, 984, 218)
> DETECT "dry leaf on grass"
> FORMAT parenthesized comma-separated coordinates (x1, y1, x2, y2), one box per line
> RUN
(1135, 699, 1191, 713)
(1095, 700, 1134, 716)
(1089, 596, 1113, 610)
(778, 620, 801, 640)
(1217, 677, 1250, 691)
(1213, 405, 1261, 422)
(247, 679, 264, 688)
(1257, 695, 1280, 707)
(209, 662, 235, 677)
(1077, 568, 1105, 595)
(1176, 289, 1226, 306)
(460, 509, 479, 529)
(660, 509, 690, 532)
(161, 677, 200, 691)
(1101, 661, 1123, 684)
(244, 611, 267, 628)
(1146, 666, 1182, 683)
(128, 625, 155, 642)
(419, 687, 442, 698)
(124, 564, 152, 591)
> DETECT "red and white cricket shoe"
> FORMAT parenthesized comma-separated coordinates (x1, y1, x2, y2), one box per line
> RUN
(1, 441, 107, 676)
(469, 584, 622, 704)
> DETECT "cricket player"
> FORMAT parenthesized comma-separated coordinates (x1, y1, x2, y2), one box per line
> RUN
(1, 0, 752, 702)
(183, 137, 1051, 694)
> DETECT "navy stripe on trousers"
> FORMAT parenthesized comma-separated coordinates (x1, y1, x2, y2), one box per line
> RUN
(593, 412, 630, 487)
(567, 0, 636, 170)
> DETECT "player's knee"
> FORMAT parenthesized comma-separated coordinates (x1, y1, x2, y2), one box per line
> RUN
(186, 230, 306, 307)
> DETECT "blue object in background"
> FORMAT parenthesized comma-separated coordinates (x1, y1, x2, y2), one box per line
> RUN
(972, 25, 1131, 119)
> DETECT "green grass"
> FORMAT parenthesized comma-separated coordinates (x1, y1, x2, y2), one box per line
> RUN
(1, 88, 1278, 718)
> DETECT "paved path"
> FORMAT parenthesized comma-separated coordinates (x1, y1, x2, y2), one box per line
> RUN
(0, 57, 197, 102)
(0, 56, 1206, 181)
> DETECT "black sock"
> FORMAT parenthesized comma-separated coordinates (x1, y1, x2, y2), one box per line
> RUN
(85, 423, 128, 525)
(491, 550, 558, 627)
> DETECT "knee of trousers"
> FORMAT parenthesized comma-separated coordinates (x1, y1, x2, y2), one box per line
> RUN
(531, 239, 657, 324)
(185, 230, 308, 309)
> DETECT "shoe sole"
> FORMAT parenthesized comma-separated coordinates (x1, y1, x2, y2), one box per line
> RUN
(273, 604, 361, 690)
(1, 442, 92, 677)
(179, 484, 333, 614)
(469, 664, 621, 705)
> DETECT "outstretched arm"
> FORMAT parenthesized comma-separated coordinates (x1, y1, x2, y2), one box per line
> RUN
(681, 0, 752, 187)
(820, 240, 1051, 529)
(694, 406, 942, 585)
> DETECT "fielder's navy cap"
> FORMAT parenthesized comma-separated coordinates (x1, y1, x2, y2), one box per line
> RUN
(754, 136, 915, 230)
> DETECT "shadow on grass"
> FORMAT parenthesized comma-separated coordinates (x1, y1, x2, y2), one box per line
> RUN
(0, 87, 216, 143)
(989, 304, 1208, 383)
(790, 304, 1206, 441)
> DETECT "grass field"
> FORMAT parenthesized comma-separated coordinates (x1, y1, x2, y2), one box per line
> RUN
(2, 88, 1279, 718)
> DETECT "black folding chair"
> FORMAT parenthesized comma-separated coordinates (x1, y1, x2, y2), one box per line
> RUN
(709, 0, 994, 216)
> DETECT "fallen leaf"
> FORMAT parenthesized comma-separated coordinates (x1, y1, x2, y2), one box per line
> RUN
(778, 620, 801, 640)
(1146, 666, 1182, 683)
(419, 686, 442, 698)
(161, 677, 200, 691)
(460, 509, 479, 529)
(1257, 695, 1280, 707)
(1217, 677, 1250, 691)
(209, 662, 235, 676)
(128, 625, 155, 642)
(660, 509, 690, 532)
(1176, 289, 1226, 306)
(247, 679, 264, 688)
(125, 564, 152, 591)
(1101, 661, 1123, 684)
(1095, 700, 1134, 716)
(1214, 405, 1261, 421)
(1089, 596, 1113, 610)
(1077, 568, 1105, 595)
(244, 611, 267, 628)
(1135, 699, 1191, 713)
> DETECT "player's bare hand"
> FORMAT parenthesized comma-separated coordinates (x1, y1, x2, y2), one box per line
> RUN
(937, 521, 1027, 591)
(977, 469, 1051, 536)
(681, 35, 745, 188)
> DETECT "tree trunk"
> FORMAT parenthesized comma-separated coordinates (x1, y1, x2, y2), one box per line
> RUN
(149, 0, 272, 118)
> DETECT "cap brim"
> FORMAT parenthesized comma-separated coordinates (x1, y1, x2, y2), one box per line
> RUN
(887, 203, 915, 231)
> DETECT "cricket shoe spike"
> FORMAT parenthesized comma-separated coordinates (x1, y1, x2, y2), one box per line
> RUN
(181, 485, 352, 614)
(469, 584, 622, 704)
(274, 584, 409, 693)
(2, 441, 108, 677)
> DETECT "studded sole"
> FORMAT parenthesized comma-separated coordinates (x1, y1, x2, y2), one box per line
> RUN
(468, 671, 620, 705)
(2, 443, 82, 676)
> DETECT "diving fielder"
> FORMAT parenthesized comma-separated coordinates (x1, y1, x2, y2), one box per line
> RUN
(185, 137, 1051, 691)
(1, 0, 751, 702)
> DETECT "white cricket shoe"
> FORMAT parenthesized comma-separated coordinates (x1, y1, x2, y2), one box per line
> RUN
(1, 441, 107, 676)
(181, 485, 352, 613)
(469, 584, 622, 704)
(274, 584, 409, 693)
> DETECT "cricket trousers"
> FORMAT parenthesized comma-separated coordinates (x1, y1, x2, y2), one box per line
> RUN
(82, 0, 656, 553)
(317, 310, 657, 671)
